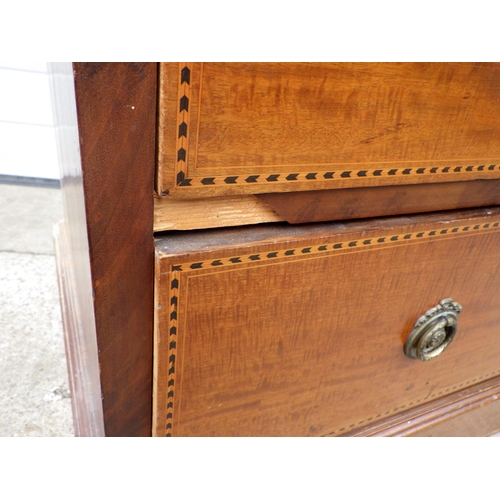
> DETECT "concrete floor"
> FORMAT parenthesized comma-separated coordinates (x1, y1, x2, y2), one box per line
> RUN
(0, 182, 73, 437)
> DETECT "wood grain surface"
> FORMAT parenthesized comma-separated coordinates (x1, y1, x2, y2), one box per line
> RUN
(257, 179, 500, 224)
(158, 63, 500, 198)
(154, 193, 284, 231)
(73, 63, 156, 437)
(154, 207, 500, 436)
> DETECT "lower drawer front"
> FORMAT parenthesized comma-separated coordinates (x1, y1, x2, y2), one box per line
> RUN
(153, 208, 500, 436)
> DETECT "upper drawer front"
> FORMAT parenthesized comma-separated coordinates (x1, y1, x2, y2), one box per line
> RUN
(157, 62, 500, 198)
(153, 208, 500, 436)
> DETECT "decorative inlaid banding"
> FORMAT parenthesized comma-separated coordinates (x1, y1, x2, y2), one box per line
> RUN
(176, 64, 191, 187)
(165, 272, 179, 437)
(175, 164, 500, 188)
(167, 221, 500, 272)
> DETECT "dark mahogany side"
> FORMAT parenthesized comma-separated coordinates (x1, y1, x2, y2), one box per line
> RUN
(73, 63, 157, 436)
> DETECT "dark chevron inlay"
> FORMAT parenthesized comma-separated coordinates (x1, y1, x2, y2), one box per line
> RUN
(179, 96, 189, 112)
(181, 66, 190, 84)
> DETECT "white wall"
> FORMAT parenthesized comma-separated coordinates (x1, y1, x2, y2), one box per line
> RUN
(0, 63, 59, 180)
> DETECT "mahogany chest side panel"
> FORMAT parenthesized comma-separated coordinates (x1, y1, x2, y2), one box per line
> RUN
(73, 62, 157, 437)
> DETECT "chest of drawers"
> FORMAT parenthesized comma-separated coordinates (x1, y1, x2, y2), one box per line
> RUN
(52, 62, 500, 436)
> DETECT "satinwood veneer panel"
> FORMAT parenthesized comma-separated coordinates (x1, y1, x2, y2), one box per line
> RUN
(158, 63, 500, 198)
(153, 207, 500, 436)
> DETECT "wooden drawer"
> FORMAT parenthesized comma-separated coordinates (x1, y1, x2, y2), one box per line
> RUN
(157, 63, 500, 200)
(153, 207, 500, 436)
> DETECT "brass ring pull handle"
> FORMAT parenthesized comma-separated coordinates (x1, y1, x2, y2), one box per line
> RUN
(404, 298, 463, 361)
